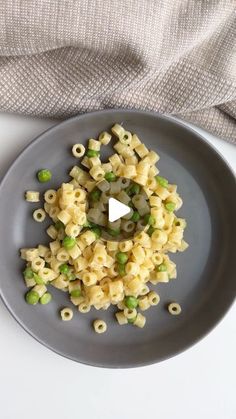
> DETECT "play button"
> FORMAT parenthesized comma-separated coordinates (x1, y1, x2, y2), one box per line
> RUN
(87, 177, 151, 241)
(108, 198, 130, 222)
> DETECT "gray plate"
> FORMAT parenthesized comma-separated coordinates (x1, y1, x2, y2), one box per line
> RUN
(0, 109, 235, 368)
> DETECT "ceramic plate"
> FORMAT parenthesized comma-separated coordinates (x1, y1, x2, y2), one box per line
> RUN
(0, 110, 235, 367)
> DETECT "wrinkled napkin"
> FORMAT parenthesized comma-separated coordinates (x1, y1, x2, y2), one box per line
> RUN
(0, 0, 235, 142)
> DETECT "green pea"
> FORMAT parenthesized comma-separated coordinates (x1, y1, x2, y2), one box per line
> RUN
(54, 220, 65, 231)
(116, 252, 128, 264)
(147, 226, 155, 236)
(70, 289, 81, 298)
(149, 215, 155, 225)
(59, 264, 69, 274)
(40, 292, 52, 305)
(83, 220, 94, 228)
(118, 263, 126, 276)
(25, 290, 39, 305)
(130, 184, 140, 195)
(105, 171, 117, 182)
(131, 211, 140, 222)
(107, 228, 120, 237)
(23, 267, 34, 279)
(33, 273, 44, 285)
(155, 175, 168, 188)
(156, 263, 167, 272)
(143, 214, 155, 226)
(124, 296, 139, 309)
(91, 226, 101, 239)
(63, 236, 76, 250)
(89, 188, 101, 202)
(126, 184, 140, 196)
(125, 185, 133, 196)
(37, 169, 52, 183)
(86, 149, 100, 158)
(128, 316, 137, 324)
(165, 202, 176, 212)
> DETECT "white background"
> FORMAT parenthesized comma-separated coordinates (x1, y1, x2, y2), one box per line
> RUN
(0, 113, 235, 419)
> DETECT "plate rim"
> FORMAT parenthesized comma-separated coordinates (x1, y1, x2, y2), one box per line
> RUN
(0, 108, 235, 368)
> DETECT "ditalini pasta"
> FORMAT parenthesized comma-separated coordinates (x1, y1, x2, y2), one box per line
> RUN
(21, 124, 188, 332)
(167, 302, 182, 315)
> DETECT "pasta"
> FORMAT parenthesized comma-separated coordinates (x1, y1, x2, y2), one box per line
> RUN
(72, 144, 85, 158)
(32, 284, 47, 297)
(148, 291, 160, 306)
(99, 131, 112, 145)
(21, 123, 188, 333)
(93, 319, 107, 333)
(124, 307, 137, 319)
(31, 257, 45, 272)
(168, 302, 182, 315)
(25, 191, 40, 202)
(33, 208, 46, 222)
(88, 139, 101, 151)
(138, 296, 150, 311)
(78, 302, 91, 313)
(60, 307, 73, 321)
(134, 313, 146, 328)
(115, 311, 128, 325)
(44, 190, 57, 204)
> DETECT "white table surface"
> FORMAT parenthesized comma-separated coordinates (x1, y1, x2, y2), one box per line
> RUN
(0, 113, 235, 419)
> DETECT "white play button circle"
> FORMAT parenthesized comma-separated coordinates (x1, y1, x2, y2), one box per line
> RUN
(87, 177, 150, 241)
(108, 197, 130, 222)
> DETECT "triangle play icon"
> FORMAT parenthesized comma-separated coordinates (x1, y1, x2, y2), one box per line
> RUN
(108, 197, 130, 222)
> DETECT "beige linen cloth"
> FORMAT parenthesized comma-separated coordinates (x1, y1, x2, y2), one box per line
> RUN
(0, 0, 235, 143)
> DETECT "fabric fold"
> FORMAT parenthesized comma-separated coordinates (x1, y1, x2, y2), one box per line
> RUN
(0, 0, 235, 142)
